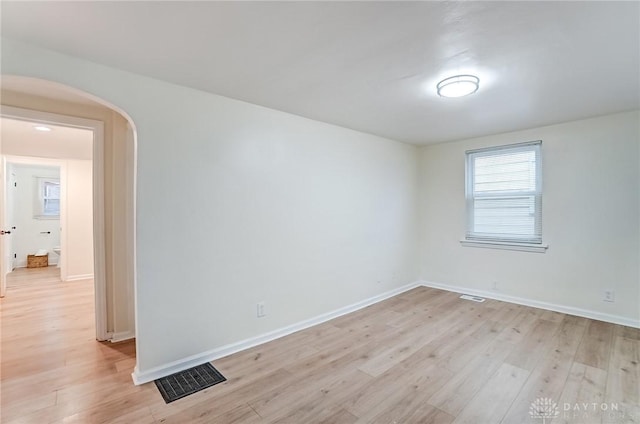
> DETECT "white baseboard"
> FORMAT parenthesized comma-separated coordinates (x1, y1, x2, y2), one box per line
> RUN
(64, 273, 94, 281)
(15, 263, 58, 268)
(421, 280, 640, 329)
(111, 330, 135, 343)
(131, 281, 422, 385)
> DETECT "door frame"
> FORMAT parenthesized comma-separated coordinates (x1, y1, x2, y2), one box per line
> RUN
(0, 132, 5, 297)
(0, 105, 109, 341)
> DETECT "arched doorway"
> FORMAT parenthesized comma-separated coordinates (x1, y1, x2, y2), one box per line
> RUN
(0, 76, 137, 343)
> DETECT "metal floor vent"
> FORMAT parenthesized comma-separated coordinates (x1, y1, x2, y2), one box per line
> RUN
(154, 362, 226, 403)
(460, 294, 486, 302)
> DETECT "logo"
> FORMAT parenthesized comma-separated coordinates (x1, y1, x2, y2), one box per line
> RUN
(530, 397, 560, 424)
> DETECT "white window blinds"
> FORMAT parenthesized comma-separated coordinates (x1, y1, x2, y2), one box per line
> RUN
(35, 177, 61, 218)
(42, 180, 61, 216)
(465, 141, 542, 244)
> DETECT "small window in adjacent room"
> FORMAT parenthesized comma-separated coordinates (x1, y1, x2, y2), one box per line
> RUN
(465, 141, 542, 247)
(35, 177, 61, 219)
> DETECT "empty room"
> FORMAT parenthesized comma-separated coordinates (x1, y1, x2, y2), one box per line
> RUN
(0, 2, 638, 424)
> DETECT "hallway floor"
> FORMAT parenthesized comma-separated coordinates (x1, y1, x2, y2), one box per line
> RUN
(1, 266, 137, 423)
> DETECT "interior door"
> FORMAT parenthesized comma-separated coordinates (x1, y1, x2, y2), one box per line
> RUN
(1, 145, 6, 297)
(0, 143, 15, 296)
(7, 170, 16, 271)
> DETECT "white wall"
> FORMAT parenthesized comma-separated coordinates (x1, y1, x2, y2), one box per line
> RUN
(0, 39, 420, 376)
(10, 164, 60, 267)
(64, 159, 93, 279)
(418, 111, 640, 325)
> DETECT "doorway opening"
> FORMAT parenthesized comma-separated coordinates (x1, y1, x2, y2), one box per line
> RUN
(4, 160, 64, 281)
(3, 121, 96, 280)
(1, 108, 110, 339)
(0, 77, 137, 346)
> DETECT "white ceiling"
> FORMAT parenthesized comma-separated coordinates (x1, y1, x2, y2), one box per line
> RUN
(1, 117, 93, 160)
(1, 1, 638, 145)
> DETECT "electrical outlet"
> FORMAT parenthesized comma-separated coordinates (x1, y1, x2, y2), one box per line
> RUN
(492, 281, 498, 290)
(257, 302, 266, 317)
(603, 290, 615, 303)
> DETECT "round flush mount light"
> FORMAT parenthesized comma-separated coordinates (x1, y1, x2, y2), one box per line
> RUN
(437, 74, 480, 98)
(34, 125, 52, 132)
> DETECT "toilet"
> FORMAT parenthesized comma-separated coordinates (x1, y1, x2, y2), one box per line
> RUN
(52, 246, 61, 268)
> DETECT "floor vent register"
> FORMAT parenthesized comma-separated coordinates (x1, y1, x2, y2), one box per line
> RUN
(154, 362, 227, 403)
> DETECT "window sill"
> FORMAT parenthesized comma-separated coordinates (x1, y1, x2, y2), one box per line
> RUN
(33, 215, 60, 220)
(460, 239, 548, 253)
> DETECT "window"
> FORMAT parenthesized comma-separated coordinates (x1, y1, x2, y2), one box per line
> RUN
(35, 177, 60, 218)
(465, 141, 542, 245)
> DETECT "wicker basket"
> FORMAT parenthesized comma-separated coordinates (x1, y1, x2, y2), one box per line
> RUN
(27, 254, 49, 268)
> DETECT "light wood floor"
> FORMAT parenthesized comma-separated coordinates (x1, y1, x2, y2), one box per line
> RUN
(1, 269, 638, 423)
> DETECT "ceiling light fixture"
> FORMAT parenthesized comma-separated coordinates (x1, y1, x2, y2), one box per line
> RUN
(437, 74, 480, 98)
(34, 125, 52, 132)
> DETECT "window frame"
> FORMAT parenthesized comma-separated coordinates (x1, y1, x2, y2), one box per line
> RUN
(34, 177, 61, 219)
(464, 140, 543, 247)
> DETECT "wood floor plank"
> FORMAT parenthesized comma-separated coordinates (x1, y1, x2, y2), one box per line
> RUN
(540, 309, 567, 323)
(574, 320, 615, 370)
(603, 336, 640, 423)
(261, 370, 371, 423)
(268, 406, 358, 424)
(550, 362, 607, 424)
(249, 368, 372, 421)
(614, 325, 640, 341)
(84, 405, 157, 424)
(300, 407, 359, 424)
(497, 308, 545, 345)
(215, 342, 318, 387)
(561, 314, 590, 328)
(345, 356, 452, 422)
(504, 318, 561, 371)
(331, 304, 401, 331)
(307, 321, 393, 353)
(394, 286, 452, 305)
(386, 292, 460, 329)
(284, 326, 398, 380)
(343, 351, 453, 419)
(0, 391, 57, 422)
(500, 322, 587, 424)
(451, 363, 530, 424)
(436, 316, 509, 374)
(427, 339, 515, 416)
(358, 299, 493, 377)
(163, 402, 264, 424)
(357, 395, 454, 424)
(51, 386, 161, 424)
